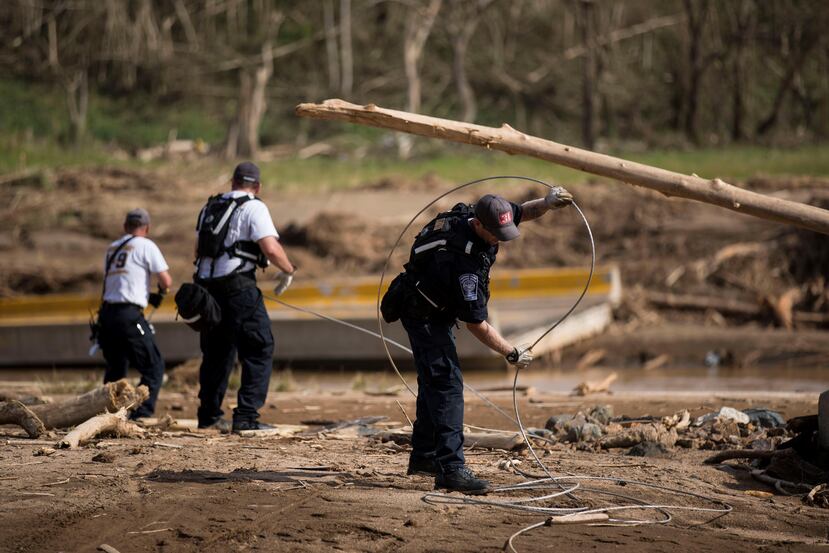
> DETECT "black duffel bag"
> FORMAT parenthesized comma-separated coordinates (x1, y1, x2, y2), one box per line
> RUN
(175, 283, 221, 332)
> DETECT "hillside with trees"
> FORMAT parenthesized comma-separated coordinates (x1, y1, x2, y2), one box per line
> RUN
(1, 0, 828, 158)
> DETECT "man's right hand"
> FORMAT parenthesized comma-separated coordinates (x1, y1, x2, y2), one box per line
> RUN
(273, 271, 294, 296)
(148, 293, 163, 308)
(506, 345, 533, 369)
(147, 284, 169, 308)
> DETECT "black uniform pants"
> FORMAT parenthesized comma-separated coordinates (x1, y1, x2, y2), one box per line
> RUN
(98, 303, 164, 418)
(197, 280, 274, 426)
(401, 316, 465, 472)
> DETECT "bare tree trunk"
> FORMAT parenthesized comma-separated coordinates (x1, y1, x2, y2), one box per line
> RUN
(339, 0, 353, 97)
(577, 0, 597, 150)
(323, 0, 340, 93)
(174, 0, 200, 50)
(398, 0, 443, 158)
(448, 0, 492, 123)
(451, 30, 476, 122)
(234, 42, 274, 158)
(756, 50, 807, 137)
(223, 120, 239, 159)
(295, 100, 829, 235)
(47, 15, 58, 68)
(682, 0, 711, 144)
(728, 0, 753, 141)
(64, 69, 88, 144)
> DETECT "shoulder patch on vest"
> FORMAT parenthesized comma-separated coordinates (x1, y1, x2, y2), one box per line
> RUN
(459, 273, 479, 301)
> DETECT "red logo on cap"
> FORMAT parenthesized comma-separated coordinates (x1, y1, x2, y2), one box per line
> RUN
(499, 211, 512, 225)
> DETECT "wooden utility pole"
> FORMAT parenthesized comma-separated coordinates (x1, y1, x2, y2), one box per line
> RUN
(295, 99, 829, 235)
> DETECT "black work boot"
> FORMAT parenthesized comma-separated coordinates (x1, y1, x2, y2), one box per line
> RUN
(435, 466, 490, 495)
(407, 456, 438, 476)
(232, 420, 275, 434)
(198, 418, 232, 433)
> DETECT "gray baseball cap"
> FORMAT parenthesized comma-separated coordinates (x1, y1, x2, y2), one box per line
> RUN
(474, 194, 519, 241)
(125, 208, 150, 227)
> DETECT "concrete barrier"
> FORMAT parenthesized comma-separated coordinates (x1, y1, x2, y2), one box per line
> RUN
(0, 265, 620, 367)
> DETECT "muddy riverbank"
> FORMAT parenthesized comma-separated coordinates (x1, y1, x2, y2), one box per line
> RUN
(2, 387, 827, 553)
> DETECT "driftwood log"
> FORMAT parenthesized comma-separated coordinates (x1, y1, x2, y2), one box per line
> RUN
(378, 430, 525, 451)
(57, 408, 145, 449)
(0, 401, 46, 438)
(0, 380, 148, 438)
(643, 291, 829, 326)
(704, 449, 777, 465)
(296, 100, 829, 235)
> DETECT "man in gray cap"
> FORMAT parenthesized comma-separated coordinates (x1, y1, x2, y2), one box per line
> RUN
(97, 208, 172, 418)
(381, 186, 573, 494)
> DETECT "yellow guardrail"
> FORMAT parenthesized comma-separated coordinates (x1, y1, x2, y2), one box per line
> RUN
(0, 266, 616, 324)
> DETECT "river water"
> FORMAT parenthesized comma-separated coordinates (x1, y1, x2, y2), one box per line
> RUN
(1, 364, 825, 394)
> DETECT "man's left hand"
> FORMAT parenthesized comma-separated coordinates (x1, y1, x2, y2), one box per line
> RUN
(544, 186, 574, 209)
(506, 345, 533, 369)
(273, 271, 294, 296)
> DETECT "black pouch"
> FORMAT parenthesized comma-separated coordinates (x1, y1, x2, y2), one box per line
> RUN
(380, 273, 408, 323)
(175, 283, 222, 332)
(382, 273, 442, 322)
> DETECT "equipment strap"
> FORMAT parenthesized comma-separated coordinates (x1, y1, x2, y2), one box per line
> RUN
(101, 236, 136, 301)
(196, 194, 264, 278)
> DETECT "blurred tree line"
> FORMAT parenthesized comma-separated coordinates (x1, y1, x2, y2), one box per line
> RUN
(1, 0, 827, 158)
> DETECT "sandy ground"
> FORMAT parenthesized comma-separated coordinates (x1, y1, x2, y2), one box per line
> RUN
(3, 168, 829, 551)
(2, 389, 828, 553)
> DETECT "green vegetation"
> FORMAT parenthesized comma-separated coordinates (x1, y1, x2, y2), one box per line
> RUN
(259, 145, 829, 191)
(0, 77, 225, 171)
(2, 77, 829, 188)
(4, 134, 829, 191)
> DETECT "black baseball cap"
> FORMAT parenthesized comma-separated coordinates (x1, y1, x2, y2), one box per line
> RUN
(474, 194, 519, 241)
(233, 161, 260, 184)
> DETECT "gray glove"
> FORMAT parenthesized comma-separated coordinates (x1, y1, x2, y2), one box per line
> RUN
(273, 271, 294, 296)
(506, 344, 533, 369)
(544, 186, 574, 209)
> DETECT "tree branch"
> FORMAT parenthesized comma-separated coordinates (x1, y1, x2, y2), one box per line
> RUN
(295, 100, 829, 235)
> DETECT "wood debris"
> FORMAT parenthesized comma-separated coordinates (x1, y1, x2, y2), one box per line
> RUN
(0, 380, 148, 438)
(57, 408, 145, 449)
(571, 372, 617, 396)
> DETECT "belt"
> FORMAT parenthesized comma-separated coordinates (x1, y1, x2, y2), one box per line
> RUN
(197, 270, 256, 295)
(102, 301, 142, 309)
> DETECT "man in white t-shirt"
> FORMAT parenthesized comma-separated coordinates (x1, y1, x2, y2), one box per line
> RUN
(194, 161, 296, 433)
(99, 208, 173, 418)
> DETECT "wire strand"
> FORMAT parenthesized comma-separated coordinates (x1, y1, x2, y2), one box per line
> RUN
(265, 175, 732, 552)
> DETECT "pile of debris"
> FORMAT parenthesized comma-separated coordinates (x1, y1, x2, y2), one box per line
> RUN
(537, 404, 791, 457)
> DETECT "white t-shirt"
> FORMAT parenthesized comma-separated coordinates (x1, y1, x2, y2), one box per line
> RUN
(196, 191, 279, 279)
(103, 235, 169, 308)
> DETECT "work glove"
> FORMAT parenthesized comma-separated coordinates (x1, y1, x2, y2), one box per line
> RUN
(544, 186, 574, 210)
(148, 285, 169, 308)
(273, 271, 294, 296)
(506, 344, 533, 370)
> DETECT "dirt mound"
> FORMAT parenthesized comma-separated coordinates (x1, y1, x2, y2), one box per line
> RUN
(280, 212, 404, 274)
(2, 166, 828, 320)
(0, 167, 195, 296)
